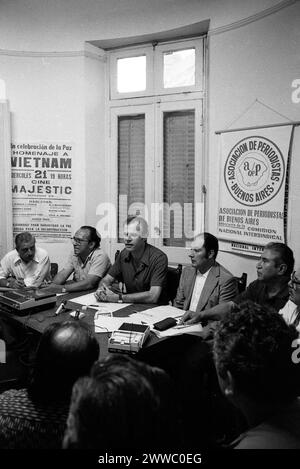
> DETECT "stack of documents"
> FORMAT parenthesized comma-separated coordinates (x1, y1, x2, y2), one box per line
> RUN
(129, 305, 203, 338)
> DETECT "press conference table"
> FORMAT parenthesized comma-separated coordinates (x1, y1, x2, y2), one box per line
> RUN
(0, 290, 161, 359)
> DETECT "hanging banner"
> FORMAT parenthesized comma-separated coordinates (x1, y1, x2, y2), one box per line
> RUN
(11, 142, 73, 242)
(217, 125, 292, 256)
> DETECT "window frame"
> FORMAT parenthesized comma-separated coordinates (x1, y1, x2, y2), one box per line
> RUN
(109, 46, 154, 100)
(154, 38, 204, 95)
(106, 36, 207, 265)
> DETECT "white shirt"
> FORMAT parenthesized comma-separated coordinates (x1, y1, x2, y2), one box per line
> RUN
(0, 247, 51, 287)
(279, 300, 300, 334)
(189, 268, 211, 312)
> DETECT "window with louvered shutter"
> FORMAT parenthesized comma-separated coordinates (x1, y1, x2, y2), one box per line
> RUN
(118, 115, 145, 241)
(163, 110, 195, 247)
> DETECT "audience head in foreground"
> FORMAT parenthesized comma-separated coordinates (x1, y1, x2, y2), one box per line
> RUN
(63, 354, 181, 449)
(214, 301, 300, 449)
(0, 321, 99, 449)
(29, 321, 100, 402)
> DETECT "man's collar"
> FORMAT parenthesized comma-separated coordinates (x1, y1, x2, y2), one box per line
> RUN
(78, 248, 96, 266)
(13, 250, 38, 265)
(196, 266, 212, 278)
(124, 242, 149, 266)
(263, 277, 289, 298)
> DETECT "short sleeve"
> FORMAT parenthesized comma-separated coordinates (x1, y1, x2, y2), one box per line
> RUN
(150, 252, 168, 287)
(108, 253, 122, 281)
(88, 252, 111, 278)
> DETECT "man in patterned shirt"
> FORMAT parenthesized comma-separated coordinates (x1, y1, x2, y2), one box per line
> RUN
(0, 231, 50, 288)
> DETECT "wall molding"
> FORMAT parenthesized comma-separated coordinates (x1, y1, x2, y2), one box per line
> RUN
(208, 0, 298, 36)
(0, 48, 106, 61)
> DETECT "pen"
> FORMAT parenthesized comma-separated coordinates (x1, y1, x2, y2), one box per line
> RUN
(74, 310, 80, 320)
(175, 324, 192, 329)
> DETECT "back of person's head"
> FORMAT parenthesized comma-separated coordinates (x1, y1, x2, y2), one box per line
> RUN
(265, 242, 295, 277)
(15, 231, 34, 249)
(213, 301, 299, 406)
(195, 232, 219, 258)
(29, 321, 99, 402)
(63, 354, 180, 449)
(125, 215, 148, 238)
(80, 226, 101, 248)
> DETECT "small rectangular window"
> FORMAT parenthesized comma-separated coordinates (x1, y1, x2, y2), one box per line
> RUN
(117, 56, 146, 93)
(163, 49, 195, 88)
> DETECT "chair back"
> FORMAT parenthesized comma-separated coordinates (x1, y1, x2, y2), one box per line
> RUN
(235, 272, 247, 293)
(50, 263, 58, 279)
(166, 264, 182, 303)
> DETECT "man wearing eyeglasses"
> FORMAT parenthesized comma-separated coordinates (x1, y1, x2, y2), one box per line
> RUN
(279, 267, 300, 333)
(182, 242, 294, 325)
(50, 226, 111, 293)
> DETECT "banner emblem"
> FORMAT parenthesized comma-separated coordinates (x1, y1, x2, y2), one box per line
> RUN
(224, 136, 285, 206)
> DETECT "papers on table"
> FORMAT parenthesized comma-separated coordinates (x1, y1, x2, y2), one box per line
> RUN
(152, 323, 203, 338)
(94, 316, 128, 333)
(129, 305, 203, 338)
(70, 292, 132, 312)
(129, 304, 183, 326)
(92, 302, 202, 337)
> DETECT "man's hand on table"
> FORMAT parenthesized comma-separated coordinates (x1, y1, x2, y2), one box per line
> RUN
(94, 285, 119, 303)
(180, 309, 207, 325)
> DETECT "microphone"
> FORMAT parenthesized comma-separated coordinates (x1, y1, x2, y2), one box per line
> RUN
(55, 300, 67, 316)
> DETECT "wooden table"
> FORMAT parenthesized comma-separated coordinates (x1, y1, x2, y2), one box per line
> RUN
(0, 290, 159, 359)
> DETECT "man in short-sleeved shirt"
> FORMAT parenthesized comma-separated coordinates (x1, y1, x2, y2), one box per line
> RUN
(95, 216, 168, 304)
(50, 226, 111, 293)
(0, 232, 50, 288)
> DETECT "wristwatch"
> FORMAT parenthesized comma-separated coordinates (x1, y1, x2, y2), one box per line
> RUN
(118, 293, 123, 303)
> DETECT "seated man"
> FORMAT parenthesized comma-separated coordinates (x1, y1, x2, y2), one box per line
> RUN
(50, 226, 111, 293)
(0, 321, 99, 449)
(0, 231, 50, 288)
(63, 354, 181, 449)
(182, 242, 294, 324)
(214, 301, 300, 449)
(175, 232, 237, 330)
(95, 216, 168, 304)
(279, 266, 300, 334)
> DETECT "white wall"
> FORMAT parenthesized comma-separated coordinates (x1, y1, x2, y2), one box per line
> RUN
(0, 0, 299, 278)
(208, 1, 300, 281)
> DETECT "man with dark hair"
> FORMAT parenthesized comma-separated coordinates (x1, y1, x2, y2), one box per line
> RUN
(50, 225, 111, 292)
(279, 266, 300, 334)
(182, 241, 294, 324)
(95, 216, 168, 304)
(0, 231, 50, 288)
(63, 354, 181, 449)
(175, 232, 237, 329)
(214, 301, 300, 449)
(0, 321, 99, 449)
